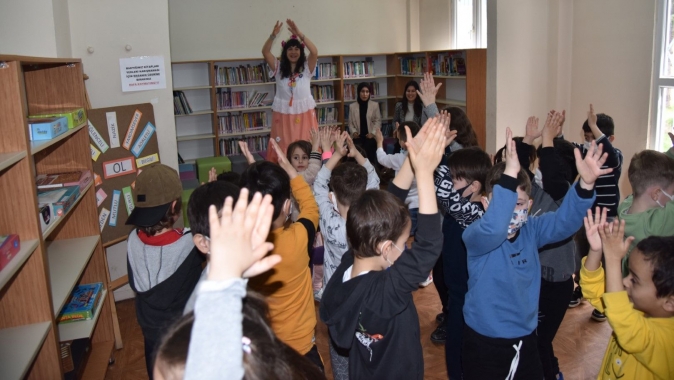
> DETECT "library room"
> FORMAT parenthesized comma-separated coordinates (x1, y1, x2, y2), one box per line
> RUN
(0, 0, 672, 379)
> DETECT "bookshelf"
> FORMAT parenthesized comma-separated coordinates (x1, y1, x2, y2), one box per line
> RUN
(0, 55, 115, 379)
(171, 48, 486, 160)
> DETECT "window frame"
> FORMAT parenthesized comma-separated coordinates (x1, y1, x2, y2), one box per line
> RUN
(649, 0, 674, 150)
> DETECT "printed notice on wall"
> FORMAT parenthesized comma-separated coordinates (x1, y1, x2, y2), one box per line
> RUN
(119, 56, 167, 92)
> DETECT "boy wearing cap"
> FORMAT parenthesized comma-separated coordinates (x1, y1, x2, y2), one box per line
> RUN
(125, 164, 204, 379)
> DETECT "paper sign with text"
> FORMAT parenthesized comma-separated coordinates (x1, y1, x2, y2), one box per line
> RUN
(106, 112, 121, 148)
(120, 56, 167, 92)
(123, 109, 143, 150)
(88, 120, 109, 153)
(103, 157, 137, 179)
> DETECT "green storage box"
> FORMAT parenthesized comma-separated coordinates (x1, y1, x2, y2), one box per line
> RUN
(182, 188, 195, 227)
(195, 156, 231, 183)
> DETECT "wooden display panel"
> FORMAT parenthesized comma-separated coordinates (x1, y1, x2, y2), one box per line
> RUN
(0, 61, 29, 153)
(465, 49, 487, 149)
(87, 103, 160, 246)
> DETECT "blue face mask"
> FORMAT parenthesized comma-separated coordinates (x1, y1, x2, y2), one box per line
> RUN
(508, 208, 528, 235)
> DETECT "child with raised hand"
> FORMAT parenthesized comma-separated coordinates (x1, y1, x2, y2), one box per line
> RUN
(581, 209, 674, 380)
(375, 121, 421, 235)
(320, 116, 446, 380)
(461, 128, 607, 380)
(314, 127, 380, 380)
(241, 140, 323, 370)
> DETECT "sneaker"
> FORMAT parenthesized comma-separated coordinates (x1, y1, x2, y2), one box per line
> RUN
(568, 286, 582, 308)
(436, 312, 445, 325)
(591, 309, 607, 322)
(430, 324, 447, 343)
(419, 273, 433, 287)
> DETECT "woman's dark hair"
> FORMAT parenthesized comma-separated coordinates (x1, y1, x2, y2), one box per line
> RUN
(401, 81, 423, 118)
(286, 140, 312, 162)
(240, 162, 290, 221)
(140, 197, 182, 237)
(397, 121, 420, 144)
(445, 107, 478, 147)
(357, 82, 371, 104)
(154, 291, 326, 380)
(279, 38, 306, 79)
(346, 190, 410, 259)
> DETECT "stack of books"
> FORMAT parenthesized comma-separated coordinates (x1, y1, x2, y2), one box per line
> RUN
(173, 91, 193, 115)
(313, 62, 337, 79)
(215, 63, 271, 85)
(343, 60, 375, 78)
(218, 112, 268, 134)
(311, 85, 335, 102)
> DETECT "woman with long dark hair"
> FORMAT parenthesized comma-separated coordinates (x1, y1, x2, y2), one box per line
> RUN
(348, 82, 381, 166)
(393, 77, 440, 127)
(262, 19, 318, 162)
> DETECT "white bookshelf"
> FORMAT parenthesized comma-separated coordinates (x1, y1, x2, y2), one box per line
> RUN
(47, 235, 99, 315)
(0, 151, 26, 173)
(0, 239, 39, 291)
(0, 322, 51, 380)
(58, 288, 108, 341)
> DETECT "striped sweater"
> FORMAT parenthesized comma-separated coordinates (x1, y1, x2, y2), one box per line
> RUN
(573, 135, 623, 217)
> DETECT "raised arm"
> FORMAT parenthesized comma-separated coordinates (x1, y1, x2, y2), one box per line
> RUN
(286, 19, 317, 73)
(262, 21, 283, 71)
(538, 112, 569, 201)
(418, 73, 442, 125)
(587, 104, 621, 169)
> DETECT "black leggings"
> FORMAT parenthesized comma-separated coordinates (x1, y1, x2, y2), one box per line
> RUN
(538, 277, 574, 380)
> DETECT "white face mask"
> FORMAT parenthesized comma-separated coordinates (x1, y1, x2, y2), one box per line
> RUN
(385, 242, 404, 267)
(583, 141, 592, 151)
(330, 192, 340, 213)
(656, 189, 674, 208)
(508, 208, 528, 235)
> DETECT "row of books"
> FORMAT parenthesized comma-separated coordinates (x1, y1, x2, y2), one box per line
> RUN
(214, 63, 272, 86)
(220, 134, 270, 156)
(311, 85, 335, 102)
(400, 57, 428, 75)
(430, 53, 467, 76)
(218, 112, 268, 134)
(343, 60, 375, 78)
(216, 89, 272, 110)
(316, 107, 338, 124)
(312, 62, 338, 79)
(173, 91, 193, 115)
(343, 82, 381, 101)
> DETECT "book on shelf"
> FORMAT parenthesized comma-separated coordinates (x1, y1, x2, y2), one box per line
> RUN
(219, 112, 268, 134)
(37, 185, 80, 217)
(343, 59, 374, 78)
(310, 85, 335, 102)
(217, 88, 272, 110)
(316, 107, 338, 125)
(36, 170, 92, 192)
(214, 63, 272, 86)
(344, 82, 380, 101)
(173, 91, 193, 115)
(57, 282, 104, 324)
(220, 134, 270, 156)
(0, 234, 20, 271)
(312, 62, 337, 79)
(400, 57, 427, 75)
(429, 52, 467, 76)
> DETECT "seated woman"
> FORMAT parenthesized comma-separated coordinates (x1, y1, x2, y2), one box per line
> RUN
(348, 82, 382, 166)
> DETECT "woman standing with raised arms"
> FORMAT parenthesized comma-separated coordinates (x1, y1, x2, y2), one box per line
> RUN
(262, 19, 319, 162)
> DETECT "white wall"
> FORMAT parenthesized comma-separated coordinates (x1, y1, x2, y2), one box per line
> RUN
(168, 0, 411, 61)
(68, 0, 178, 300)
(419, 0, 452, 51)
(52, 0, 72, 57)
(568, 0, 656, 197)
(0, 0, 58, 57)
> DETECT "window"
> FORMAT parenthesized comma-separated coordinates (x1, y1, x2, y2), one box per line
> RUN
(453, 0, 487, 49)
(650, 0, 674, 152)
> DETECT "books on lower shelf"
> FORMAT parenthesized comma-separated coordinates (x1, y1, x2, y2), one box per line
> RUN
(313, 62, 338, 80)
(220, 135, 270, 156)
(343, 60, 374, 78)
(215, 63, 271, 86)
(316, 107, 338, 125)
(36, 170, 92, 193)
(57, 283, 103, 324)
(311, 85, 335, 102)
(400, 57, 427, 75)
(173, 91, 193, 115)
(344, 82, 380, 101)
(217, 89, 272, 110)
(218, 112, 268, 134)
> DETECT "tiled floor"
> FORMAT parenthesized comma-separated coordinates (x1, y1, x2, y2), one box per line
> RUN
(105, 285, 611, 380)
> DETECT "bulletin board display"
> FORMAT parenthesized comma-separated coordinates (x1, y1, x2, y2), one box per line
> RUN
(87, 103, 161, 246)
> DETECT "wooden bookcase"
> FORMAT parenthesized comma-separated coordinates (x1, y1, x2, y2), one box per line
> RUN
(172, 48, 486, 161)
(0, 55, 115, 379)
